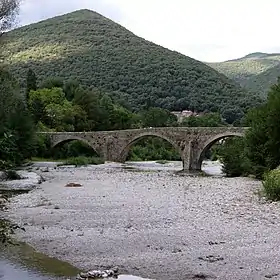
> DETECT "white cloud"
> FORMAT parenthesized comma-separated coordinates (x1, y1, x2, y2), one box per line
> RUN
(18, 0, 280, 62)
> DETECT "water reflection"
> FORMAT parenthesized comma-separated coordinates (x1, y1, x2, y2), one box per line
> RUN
(0, 259, 56, 280)
(0, 243, 151, 280)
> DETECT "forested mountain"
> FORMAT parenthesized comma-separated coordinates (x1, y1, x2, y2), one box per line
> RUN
(2, 9, 261, 116)
(209, 52, 280, 97)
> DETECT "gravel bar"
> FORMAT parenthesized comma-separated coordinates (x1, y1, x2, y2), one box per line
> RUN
(5, 162, 280, 280)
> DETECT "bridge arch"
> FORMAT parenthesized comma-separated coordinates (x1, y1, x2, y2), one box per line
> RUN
(196, 132, 244, 170)
(51, 136, 102, 158)
(119, 132, 183, 163)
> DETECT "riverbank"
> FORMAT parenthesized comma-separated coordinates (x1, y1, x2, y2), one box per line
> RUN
(4, 161, 280, 279)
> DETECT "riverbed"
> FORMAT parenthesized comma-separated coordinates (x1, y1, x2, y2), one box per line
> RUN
(4, 161, 280, 279)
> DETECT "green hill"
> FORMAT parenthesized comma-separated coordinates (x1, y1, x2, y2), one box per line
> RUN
(2, 9, 262, 115)
(209, 52, 280, 97)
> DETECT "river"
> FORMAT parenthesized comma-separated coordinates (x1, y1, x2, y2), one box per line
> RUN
(0, 160, 223, 280)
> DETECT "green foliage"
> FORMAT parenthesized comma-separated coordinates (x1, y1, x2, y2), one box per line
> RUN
(0, 69, 35, 169)
(28, 87, 88, 131)
(128, 137, 181, 161)
(156, 160, 169, 164)
(262, 169, 280, 201)
(26, 68, 37, 101)
(40, 77, 64, 89)
(221, 107, 244, 125)
(209, 52, 280, 98)
(60, 156, 104, 166)
(51, 140, 99, 159)
(244, 81, 280, 178)
(0, 218, 25, 245)
(141, 107, 177, 127)
(2, 10, 261, 119)
(219, 137, 251, 177)
(181, 112, 225, 127)
(4, 170, 21, 180)
(220, 78, 280, 178)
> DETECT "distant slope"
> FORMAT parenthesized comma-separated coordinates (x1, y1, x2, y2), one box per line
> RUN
(209, 52, 280, 96)
(2, 9, 261, 114)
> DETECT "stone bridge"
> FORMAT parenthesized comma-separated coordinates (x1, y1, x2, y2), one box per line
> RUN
(40, 127, 248, 171)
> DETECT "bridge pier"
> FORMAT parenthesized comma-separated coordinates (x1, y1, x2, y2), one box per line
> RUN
(181, 140, 201, 171)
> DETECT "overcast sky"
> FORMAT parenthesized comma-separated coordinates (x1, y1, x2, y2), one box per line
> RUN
(18, 0, 280, 62)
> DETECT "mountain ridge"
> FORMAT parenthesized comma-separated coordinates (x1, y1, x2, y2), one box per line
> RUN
(2, 9, 261, 118)
(208, 52, 280, 96)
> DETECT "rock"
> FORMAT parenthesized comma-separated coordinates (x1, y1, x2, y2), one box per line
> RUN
(265, 273, 279, 278)
(0, 171, 43, 191)
(77, 267, 119, 279)
(198, 255, 224, 263)
(41, 167, 49, 172)
(65, 183, 83, 187)
(172, 248, 182, 253)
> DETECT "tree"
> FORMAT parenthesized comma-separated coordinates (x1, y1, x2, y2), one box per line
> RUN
(0, 68, 35, 169)
(28, 87, 87, 131)
(221, 107, 244, 124)
(181, 112, 224, 127)
(40, 77, 64, 89)
(0, 0, 21, 32)
(219, 137, 251, 177)
(141, 107, 177, 127)
(63, 79, 80, 101)
(26, 68, 37, 101)
(244, 82, 280, 177)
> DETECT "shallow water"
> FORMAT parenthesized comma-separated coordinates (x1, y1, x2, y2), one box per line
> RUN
(125, 160, 223, 176)
(0, 242, 152, 280)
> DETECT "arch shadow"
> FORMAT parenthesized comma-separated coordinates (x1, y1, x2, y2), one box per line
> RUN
(197, 132, 244, 170)
(119, 132, 183, 163)
(51, 137, 101, 158)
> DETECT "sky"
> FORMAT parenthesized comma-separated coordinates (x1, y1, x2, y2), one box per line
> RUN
(18, 0, 280, 62)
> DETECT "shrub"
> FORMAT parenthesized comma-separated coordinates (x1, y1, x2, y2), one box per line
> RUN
(262, 169, 280, 201)
(59, 156, 104, 167)
(219, 137, 251, 177)
(5, 170, 21, 180)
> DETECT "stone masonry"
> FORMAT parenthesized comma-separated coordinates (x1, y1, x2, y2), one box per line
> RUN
(40, 127, 248, 171)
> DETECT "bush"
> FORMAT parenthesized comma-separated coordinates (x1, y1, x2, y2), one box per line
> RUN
(60, 156, 104, 167)
(262, 169, 280, 201)
(5, 170, 21, 180)
(219, 137, 251, 177)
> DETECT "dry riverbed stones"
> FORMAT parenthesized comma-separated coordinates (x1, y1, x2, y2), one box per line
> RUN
(75, 267, 119, 279)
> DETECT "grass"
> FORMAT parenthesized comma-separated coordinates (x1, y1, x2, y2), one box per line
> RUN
(156, 160, 169, 164)
(58, 156, 104, 167)
(31, 157, 64, 162)
(262, 169, 280, 201)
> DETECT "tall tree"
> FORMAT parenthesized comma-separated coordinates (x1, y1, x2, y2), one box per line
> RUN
(25, 68, 37, 101)
(245, 79, 280, 177)
(0, 68, 35, 169)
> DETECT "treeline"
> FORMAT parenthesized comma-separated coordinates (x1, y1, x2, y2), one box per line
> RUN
(1, 68, 230, 167)
(218, 78, 280, 200)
